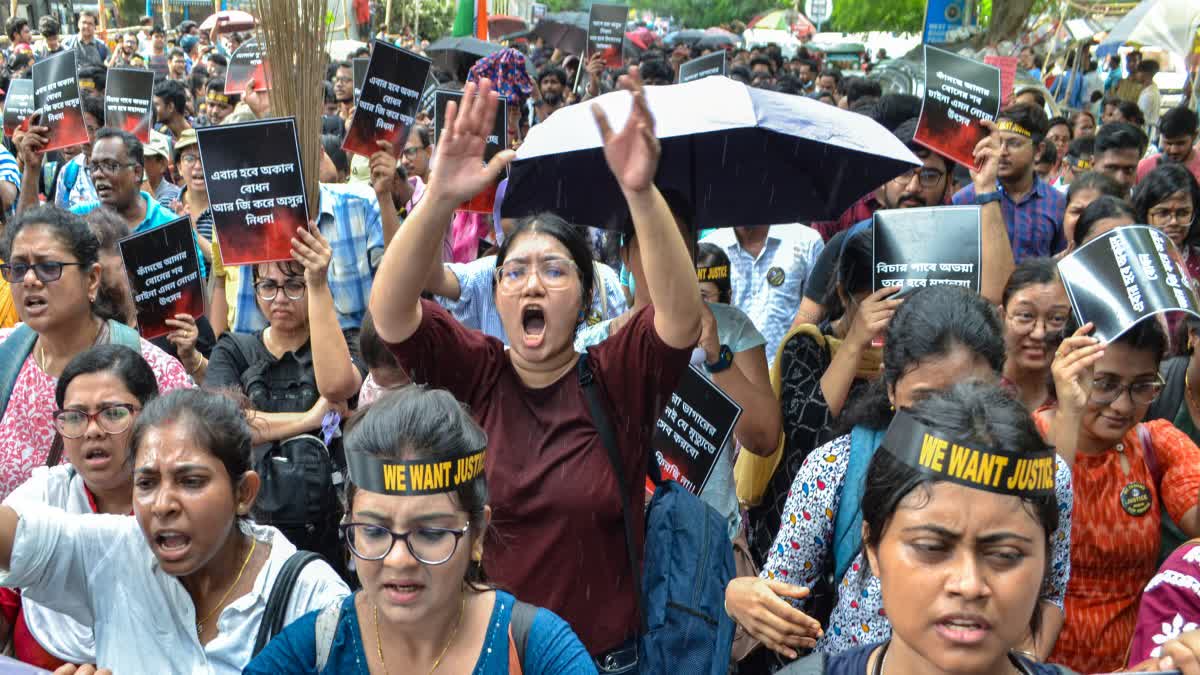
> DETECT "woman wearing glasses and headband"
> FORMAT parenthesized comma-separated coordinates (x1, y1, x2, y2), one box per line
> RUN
(1133, 164, 1200, 288)
(781, 382, 1200, 675)
(0, 206, 191, 501)
(247, 386, 593, 673)
(1042, 318, 1200, 672)
(0, 345, 155, 670)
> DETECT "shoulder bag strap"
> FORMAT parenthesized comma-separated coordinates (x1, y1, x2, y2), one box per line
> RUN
(313, 601, 342, 672)
(252, 551, 323, 657)
(1138, 423, 1163, 487)
(0, 324, 38, 421)
(107, 320, 143, 350)
(507, 600, 538, 673)
(577, 354, 646, 635)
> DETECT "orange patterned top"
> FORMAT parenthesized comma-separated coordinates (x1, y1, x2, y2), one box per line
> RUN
(1034, 411, 1200, 673)
(0, 277, 16, 330)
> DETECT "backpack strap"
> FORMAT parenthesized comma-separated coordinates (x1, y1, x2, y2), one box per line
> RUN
(576, 353, 647, 635)
(313, 601, 342, 672)
(506, 600, 538, 674)
(252, 551, 323, 657)
(0, 324, 38, 421)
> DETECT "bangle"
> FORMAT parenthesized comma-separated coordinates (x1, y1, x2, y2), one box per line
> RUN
(188, 355, 206, 375)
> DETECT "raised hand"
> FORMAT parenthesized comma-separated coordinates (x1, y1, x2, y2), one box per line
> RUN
(369, 139, 399, 197)
(291, 225, 333, 289)
(591, 66, 660, 195)
(1050, 322, 1104, 416)
(427, 78, 515, 205)
(971, 119, 1002, 191)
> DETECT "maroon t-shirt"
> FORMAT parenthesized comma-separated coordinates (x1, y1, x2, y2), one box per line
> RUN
(387, 300, 691, 654)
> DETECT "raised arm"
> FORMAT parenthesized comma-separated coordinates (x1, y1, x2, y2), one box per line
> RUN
(592, 67, 702, 349)
(369, 79, 513, 345)
(291, 226, 362, 402)
(972, 120, 1015, 305)
(15, 123, 49, 215)
(370, 140, 403, 243)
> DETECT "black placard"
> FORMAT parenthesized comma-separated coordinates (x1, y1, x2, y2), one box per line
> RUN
(651, 366, 743, 496)
(418, 72, 439, 114)
(588, 4, 628, 68)
(118, 217, 205, 340)
(434, 89, 508, 213)
(343, 42, 431, 157)
(914, 45, 1001, 169)
(105, 68, 155, 143)
(224, 38, 271, 94)
(3, 79, 34, 137)
(353, 57, 369, 101)
(872, 206, 982, 296)
(1057, 225, 1200, 342)
(197, 117, 309, 266)
(32, 50, 87, 152)
(678, 51, 727, 84)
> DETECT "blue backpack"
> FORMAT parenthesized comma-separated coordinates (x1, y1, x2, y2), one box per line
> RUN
(577, 355, 735, 674)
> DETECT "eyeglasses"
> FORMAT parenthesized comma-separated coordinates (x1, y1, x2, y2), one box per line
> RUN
(890, 166, 946, 188)
(178, 152, 201, 165)
(1148, 207, 1195, 225)
(1007, 311, 1070, 335)
(341, 522, 470, 564)
(1090, 375, 1165, 406)
(493, 258, 579, 294)
(333, 75, 353, 83)
(254, 279, 306, 301)
(52, 404, 140, 439)
(86, 159, 137, 176)
(0, 261, 83, 283)
(401, 146, 423, 158)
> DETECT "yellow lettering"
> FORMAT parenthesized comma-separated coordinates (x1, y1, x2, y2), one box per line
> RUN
(986, 455, 1009, 487)
(411, 464, 426, 491)
(961, 449, 981, 482)
(920, 434, 948, 471)
(384, 464, 406, 492)
(947, 444, 971, 478)
(1037, 457, 1055, 490)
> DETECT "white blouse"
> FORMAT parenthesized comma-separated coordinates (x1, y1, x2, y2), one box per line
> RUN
(0, 500, 349, 674)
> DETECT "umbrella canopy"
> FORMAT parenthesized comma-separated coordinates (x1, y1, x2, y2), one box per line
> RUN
(467, 48, 535, 103)
(696, 32, 742, 50)
(489, 15, 528, 39)
(329, 39, 368, 62)
(199, 10, 257, 33)
(748, 9, 792, 31)
(502, 76, 920, 228)
(428, 36, 504, 81)
(664, 29, 707, 46)
(532, 12, 589, 55)
(626, 27, 659, 50)
(1097, 0, 1200, 60)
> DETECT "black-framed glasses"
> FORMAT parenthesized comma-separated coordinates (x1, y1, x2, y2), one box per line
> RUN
(0, 261, 83, 283)
(890, 166, 946, 188)
(1148, 206, 1195, 225)
(1090, 375, 1165, 406)
(254, 279, 307, 301)
(52, 404, 140, 439)
(86, 159, 137, 176)
(341, 522, 470, 564)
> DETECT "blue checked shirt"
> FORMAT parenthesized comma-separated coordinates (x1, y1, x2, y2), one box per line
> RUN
(953, 178, 1066, 263)
(437, 256, 629, 344)
(232, 183, 384, 333)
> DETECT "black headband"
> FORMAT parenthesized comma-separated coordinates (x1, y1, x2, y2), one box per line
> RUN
(881, 411, 1056, 498)
(347, 448, 485, 496)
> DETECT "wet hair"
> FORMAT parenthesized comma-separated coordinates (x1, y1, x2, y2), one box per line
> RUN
(1110, 316, 1167, 364)
(839, 286, 1005, 433)
(1096, 122, 1144, 157)
(860, 381, 1059, 636)
(1160, 106, 1199, 139)
(321, 134, 350, 178)
(696, 243, 731, 305)
(343, 386, 489, 586)
(94, 128, 144, 169)
(154, 79, 188, 118)
(129, 389, 253, 486)
(1074, 195, 1137, 248)
(494, 213, 595, 317)
(1001, 258, 1060, 308)
(56, 344, 159, 409)
(999, 102, 1049, 145)
(1, 205, 98, 269)
(1132, 164, 1200, 248)
(359, 312, 401, 372)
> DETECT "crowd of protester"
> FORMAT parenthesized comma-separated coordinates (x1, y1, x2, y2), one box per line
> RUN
(0, 8, 1199, 675)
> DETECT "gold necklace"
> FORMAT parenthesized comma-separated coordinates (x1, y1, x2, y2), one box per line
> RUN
(374, 592, 466, 675)
(195, 536, 256, 637)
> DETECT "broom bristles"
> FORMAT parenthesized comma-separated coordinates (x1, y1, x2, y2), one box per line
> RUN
(254, 0, 330, 213)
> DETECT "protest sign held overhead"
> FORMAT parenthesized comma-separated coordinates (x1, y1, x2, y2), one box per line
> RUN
(588, 4, 628, 69)
(32, 50, 88, 153)
(197, 118, 309, 266)
(2, 79, 34, 138)
(418, 72, 439, 114)
(1057, 225, 1200, 342)
(914, 46, 1001, 169)
(118, 217, 205, 340)
(353, 57, 369, 101)
(678, 51, 727, 84)
(434, 89, 507, 213)
(651, 366, 743, 496)
(872, 206, 982, 296)
(343, 42, 431, 158)
(224, 38, 272, 94)
(104, 68, 155, 143)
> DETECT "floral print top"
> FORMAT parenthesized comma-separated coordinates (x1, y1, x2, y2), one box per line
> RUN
(1130, 542, 1200, 666)
(759, 433, 1074, 654)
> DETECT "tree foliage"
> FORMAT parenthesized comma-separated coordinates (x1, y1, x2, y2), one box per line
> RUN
(629, 0, 788, 29)
(827, 0, 925, 34)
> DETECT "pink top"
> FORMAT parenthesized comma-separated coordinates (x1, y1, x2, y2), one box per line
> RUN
(0, 329, 194, 500)
(449, 211, 491, 263)
(1137, 147, 1200, 184)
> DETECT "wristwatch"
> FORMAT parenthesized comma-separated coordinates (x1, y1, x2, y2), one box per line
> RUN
(974, 191, 1002, 206)
(705, 345, 734, 374)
